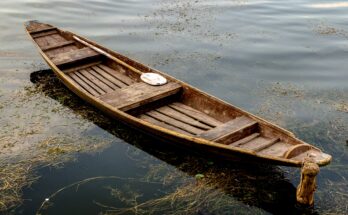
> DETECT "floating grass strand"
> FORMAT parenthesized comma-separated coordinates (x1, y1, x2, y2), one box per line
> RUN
(35, 176, 169, 215)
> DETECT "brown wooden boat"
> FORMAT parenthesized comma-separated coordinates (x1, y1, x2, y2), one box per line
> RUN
(24, 21, 331, 168)
(24, 20, 332, 165)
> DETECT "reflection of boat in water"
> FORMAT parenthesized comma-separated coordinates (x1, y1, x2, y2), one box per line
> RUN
(25, 20, 330, 205)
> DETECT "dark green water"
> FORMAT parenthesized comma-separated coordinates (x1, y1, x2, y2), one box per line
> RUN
(0, 0, 347, 214)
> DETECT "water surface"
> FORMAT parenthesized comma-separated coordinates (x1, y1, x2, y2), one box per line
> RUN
(0, 0, 347, 214)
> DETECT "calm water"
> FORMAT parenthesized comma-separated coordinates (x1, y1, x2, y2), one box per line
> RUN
(0, 0, 347, 214)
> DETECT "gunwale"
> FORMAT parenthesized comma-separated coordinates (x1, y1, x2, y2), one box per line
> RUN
(24, 21, 332, 167)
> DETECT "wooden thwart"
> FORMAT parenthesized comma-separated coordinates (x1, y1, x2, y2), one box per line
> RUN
(51, 47, 100, 67)
(32, 30, 58, 39)
(29, 26, 57, 34)
(41, 40, 75, 51)
(197, 116, 258, 143)
(98, 82, 182, 111)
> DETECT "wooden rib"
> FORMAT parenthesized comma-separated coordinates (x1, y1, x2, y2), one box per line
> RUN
(98, 82, 182, 112)
(169, 102, 222, 127)
(29, 26, 56, 34)
(87, 68, 119, 90)
(283, 144, 312, 159)
(74, 71, 105, 95)
(239, 137, 279, 152)
(68, 72, 100, 96)
(79, 69, 113, 93)
(32, 30, 58, 39)
(92, 66, 127, 88)
(228, 133, 260, 147)
(42, 41, 75, 51)
(98, 64, 135, 85)
(63, 61, 102, 73)
(258, 141, 293, 157)
(147, 110, 204, 135)
(139, 114, 192, 136)
(197, 116, 257, 142)
(156, 106, 212, 130)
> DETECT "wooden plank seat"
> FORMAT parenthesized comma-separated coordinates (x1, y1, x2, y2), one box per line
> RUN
(32, 30, 58, 39)
(98, 82, 182, 111)
(41, 40, 75, 51)
(51, 47, 101, 68)
(197, 116, 258, 143)
(29, 26, 57, 34)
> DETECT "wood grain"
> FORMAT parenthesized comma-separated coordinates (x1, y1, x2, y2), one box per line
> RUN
(169, 102, 222, 127)
(99, 82, 182, 111)
(51, 47, 100, 67)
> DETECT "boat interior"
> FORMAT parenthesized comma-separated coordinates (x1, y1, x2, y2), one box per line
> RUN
(26, 21, 330, 165)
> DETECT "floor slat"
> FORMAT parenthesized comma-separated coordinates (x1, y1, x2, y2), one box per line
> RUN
(169, 102, 222, 127)
(98, 64, 135, 86)
(147, 110, 204, 135)
(79, 69, 114, 93)
(92, 66, 127, 88)
(69, 72, 100, 96)
(156, 106, 212, 130)
(74, 71, 105, 95)
(139, 114, 192, 136)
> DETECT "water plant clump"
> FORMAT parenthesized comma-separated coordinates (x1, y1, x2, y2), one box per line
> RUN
(0, 71, 113, 212)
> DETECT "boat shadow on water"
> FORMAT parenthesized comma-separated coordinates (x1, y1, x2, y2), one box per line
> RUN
(28, 69, 315, 215)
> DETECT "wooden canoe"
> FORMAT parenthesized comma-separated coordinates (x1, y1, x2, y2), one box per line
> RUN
(25, 21, 331, 168)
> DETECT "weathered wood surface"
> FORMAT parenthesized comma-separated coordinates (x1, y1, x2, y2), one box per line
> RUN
(146, 110, 204, 135)
(239, 137, 279, 152)
(29, 26, 57, 34)
(92, 65, 128, 88)
(258, 141, 293, 157)
(68, 72, 100, 96)
(32, 30, 58, 39)
(51, 47, 100, 67)
(156, 106, 212, 130)
(139, 114, 192, 136)
(229, 133, 260, 147)
(169, 102, 222, 127)
(74, 71, 105, 95)
(63, 61, 102, 74)
(99, 82, 182, 111)
(98, 64, 135, 86)
(284, 144, 312, 159)
(41, 40, 75, 51)
(197, 116, 257, 143)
